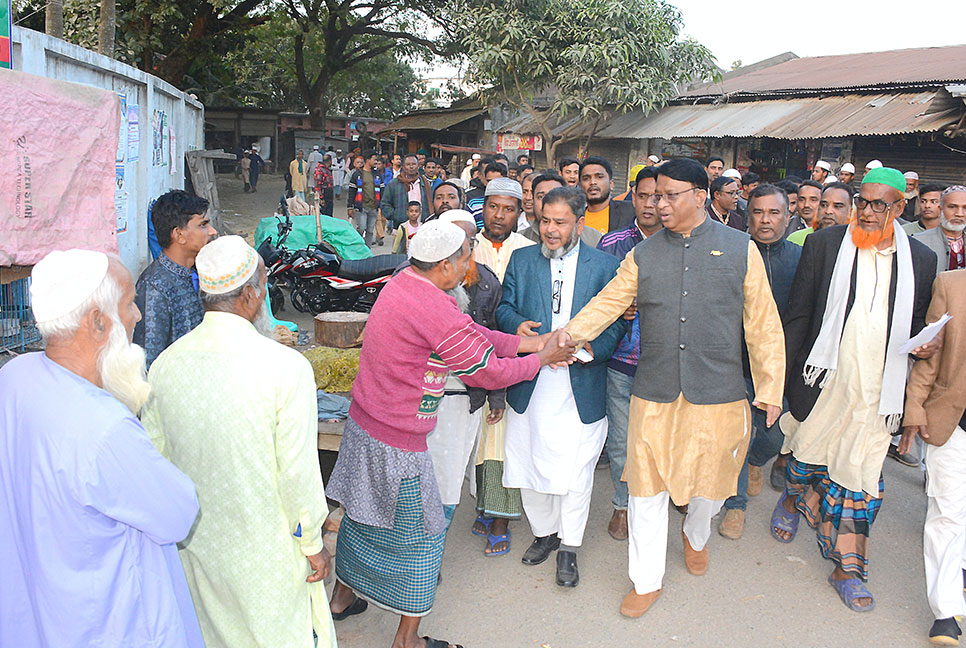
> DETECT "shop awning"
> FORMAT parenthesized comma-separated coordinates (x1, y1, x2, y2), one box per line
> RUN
(596, 91, 962, 140)
(380, 108, 486, 133)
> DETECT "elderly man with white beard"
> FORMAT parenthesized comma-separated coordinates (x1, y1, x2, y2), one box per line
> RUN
(0, 250, 204, 648)
(142, 235, 337, 648)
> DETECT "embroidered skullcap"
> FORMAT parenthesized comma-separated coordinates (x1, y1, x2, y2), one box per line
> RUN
(30, 250, 109, 323)
(409, 221, 466, 263)
(861, 167, 907, 194)
(484, 177, 523, 200)
(815, 160, 831, 171)
(722, 168, 742, 180)
(942, 185, 966, 199)
(865, 159, 883, 170)
(903, 171, 919, 180)
(439, 209, 477, 229)
(841, 163, 855, 174)
(196, 235, 259, 295)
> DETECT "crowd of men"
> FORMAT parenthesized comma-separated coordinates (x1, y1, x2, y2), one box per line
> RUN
(2, 146, 966, 648)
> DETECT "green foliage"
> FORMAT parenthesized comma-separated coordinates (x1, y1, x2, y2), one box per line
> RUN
(451, 0, 716, 158)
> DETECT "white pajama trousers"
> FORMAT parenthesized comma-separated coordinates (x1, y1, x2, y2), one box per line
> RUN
(924, 426, 966, 620)
(521, 487, 594, 547)
(628, 492, 724, 594)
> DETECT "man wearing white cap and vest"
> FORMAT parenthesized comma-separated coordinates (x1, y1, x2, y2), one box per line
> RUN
(143, 235, 337, 648)
(839, 163, 856, 188)
(903, 171, 921, 222)
(811, 160, 831, 184)
(0, 250, 203, 648)
(325, 220, 574, 648)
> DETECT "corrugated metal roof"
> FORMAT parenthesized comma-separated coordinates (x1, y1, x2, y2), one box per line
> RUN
(683, 45, 966, 98)
(380, 108, 486, 132)
(597, 92, 960, 140)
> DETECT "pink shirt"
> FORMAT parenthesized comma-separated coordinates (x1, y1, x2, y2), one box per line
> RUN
(349, 269, 540, 451)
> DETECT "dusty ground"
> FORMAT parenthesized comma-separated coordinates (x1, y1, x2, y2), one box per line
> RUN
(218, 173, 937, 648)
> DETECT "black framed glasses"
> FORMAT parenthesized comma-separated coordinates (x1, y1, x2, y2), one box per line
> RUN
(552, 279, 562, 314)
(854, 196, 901, 214)
(648, 187, 700, 204)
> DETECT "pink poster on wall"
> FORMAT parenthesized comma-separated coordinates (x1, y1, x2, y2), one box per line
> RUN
(0, 68, 120, 265)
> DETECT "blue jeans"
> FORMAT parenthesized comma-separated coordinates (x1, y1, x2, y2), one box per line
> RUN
(725, 377, 787, 511)
(605, 367, 634, 509)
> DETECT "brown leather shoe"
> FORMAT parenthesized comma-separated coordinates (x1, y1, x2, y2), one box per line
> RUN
(682, 527, 708, 575)
(747, 465, 764, 497)
(620, 587, 662, 618)
(608, 509, 628, 540)
(717, 509, 745, 540)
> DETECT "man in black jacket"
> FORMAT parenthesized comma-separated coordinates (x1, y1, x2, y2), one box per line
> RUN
(718, 184, 801, 541)
(771, 167, 937, 613)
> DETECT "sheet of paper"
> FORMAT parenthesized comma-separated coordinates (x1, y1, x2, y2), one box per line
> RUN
(899, 313, 952, 354)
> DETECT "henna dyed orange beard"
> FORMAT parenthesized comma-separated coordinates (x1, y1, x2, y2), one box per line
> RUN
(850, 218, 895, 249)
(463, 256, 480, 286)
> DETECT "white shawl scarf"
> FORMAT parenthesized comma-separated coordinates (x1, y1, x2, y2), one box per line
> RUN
(802, 224, 915, 433)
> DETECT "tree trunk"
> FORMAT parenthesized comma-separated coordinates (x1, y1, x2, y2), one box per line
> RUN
(45, 0, 64, 38)
(98, 0, 116, 57)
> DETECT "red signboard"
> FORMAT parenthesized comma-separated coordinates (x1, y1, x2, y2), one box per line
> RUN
(0, 0, 11, 69)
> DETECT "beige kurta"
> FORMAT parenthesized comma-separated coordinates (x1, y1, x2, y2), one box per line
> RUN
(780, 245, 895, 496)
(289, 159, 308, 192)
(565, 241, 785, 503)
(473, 230, 537, 464)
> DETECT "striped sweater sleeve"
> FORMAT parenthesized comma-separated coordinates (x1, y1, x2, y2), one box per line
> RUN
(435, 321, 540, 390)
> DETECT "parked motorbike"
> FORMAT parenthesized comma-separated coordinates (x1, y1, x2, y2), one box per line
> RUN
(256, 197, 406, 315)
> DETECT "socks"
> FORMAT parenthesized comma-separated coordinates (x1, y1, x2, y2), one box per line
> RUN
(560, 543, 579, 553)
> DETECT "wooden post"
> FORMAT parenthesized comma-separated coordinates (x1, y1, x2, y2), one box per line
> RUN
(314, 312, 368, 348)
(185, 150, 237, 233)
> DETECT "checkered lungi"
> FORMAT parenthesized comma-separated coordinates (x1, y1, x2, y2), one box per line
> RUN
(335, 476, 445, 616)
(786, 456, 884, 581)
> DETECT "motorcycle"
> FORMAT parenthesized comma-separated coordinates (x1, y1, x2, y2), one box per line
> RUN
(256, 196, 406, 315)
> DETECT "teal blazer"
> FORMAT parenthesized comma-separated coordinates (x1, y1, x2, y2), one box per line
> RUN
(496, 242, 627, 423)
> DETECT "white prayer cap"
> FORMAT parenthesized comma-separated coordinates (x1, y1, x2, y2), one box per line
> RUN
(30, 250, 110, 323)
(471, 153, 481, 160)
(439, 209, 477, 229)
(485, 177, 523, 200)
(815, 160, 831, 171)
(825, 175, 838, 184)
(865, 159, 883, 170)
(313, 145, 320, 150)
(904, 171, 919, 180)
(840, 163, 855, 174)
(409, 221, 466, 263)
(647, 154, 661, 163)
(722, 168, 741, 180)
(196, 235, 259, 295)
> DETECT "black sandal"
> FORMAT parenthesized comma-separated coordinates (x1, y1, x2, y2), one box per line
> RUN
(331, 596, 368, 621)
(423, 636, 465, 648)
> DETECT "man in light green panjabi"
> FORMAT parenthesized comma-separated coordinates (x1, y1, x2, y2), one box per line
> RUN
(143, 235, 336, 648)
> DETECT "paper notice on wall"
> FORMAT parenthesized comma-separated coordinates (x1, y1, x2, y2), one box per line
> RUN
(127, 104, 140, 162)
(116, 93, 127, 162)
(115, 164, 128, 233)
(0, 68, 119, 264)
(169, 125, 177, 175)
(152, 110, 164, 166)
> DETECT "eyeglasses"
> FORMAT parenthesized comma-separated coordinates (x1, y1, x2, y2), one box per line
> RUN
(643, 187, 700, 204)
(854, 196, 901, 214)
(722, 189, 741, 197)
(468, 237, 478, 251)
(552, 279, 562, 314)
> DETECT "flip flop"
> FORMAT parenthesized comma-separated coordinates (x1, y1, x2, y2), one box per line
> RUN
(331, 596, 368, 621)
(485, 530, 511, 557)
(770, 490, 800, 543)
(828, 574, 876, 612)
(423, 636, 465, 648)
(471, 514, 493, 537)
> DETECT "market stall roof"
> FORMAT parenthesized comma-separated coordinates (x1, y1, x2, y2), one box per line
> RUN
(597, 90, 962, 141)
(432, 143, 498, 155)
(683, 44, 966, 99)
(380, 107, 486, 133)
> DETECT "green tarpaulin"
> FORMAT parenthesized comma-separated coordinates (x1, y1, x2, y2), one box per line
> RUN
(254, 215, 372, 260)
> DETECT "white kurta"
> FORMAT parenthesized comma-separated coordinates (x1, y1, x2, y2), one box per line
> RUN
(426, 375, 483, 506)
(503, 242, 608, 495)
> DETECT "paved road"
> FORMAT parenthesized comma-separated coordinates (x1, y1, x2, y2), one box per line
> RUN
(331, 456, 932, 648)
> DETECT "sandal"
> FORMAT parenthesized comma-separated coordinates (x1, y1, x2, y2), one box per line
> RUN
(827, 574, 876, 612)
(423, 636, 465, 648)
(485, 530, 511, 557)
(770, 491, 800, 543)
(471, 514, 492, 537)
(331, 596, 368, 621)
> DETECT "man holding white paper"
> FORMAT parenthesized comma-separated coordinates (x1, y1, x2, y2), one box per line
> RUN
(772, 167, 937, 613)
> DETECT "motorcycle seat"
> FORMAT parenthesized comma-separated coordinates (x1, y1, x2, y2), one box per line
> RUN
(339, 254, 408, 281)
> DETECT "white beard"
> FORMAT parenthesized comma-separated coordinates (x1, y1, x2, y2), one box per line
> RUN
(98, 316, 151, 415)
(446, 284, 471, 314)
(541, 234, 579, 260)
(253, 299, 274, 337)
(941, 213, 966, 233)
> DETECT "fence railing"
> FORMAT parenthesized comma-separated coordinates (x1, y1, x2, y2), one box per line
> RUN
(0, 277, 41, 353)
